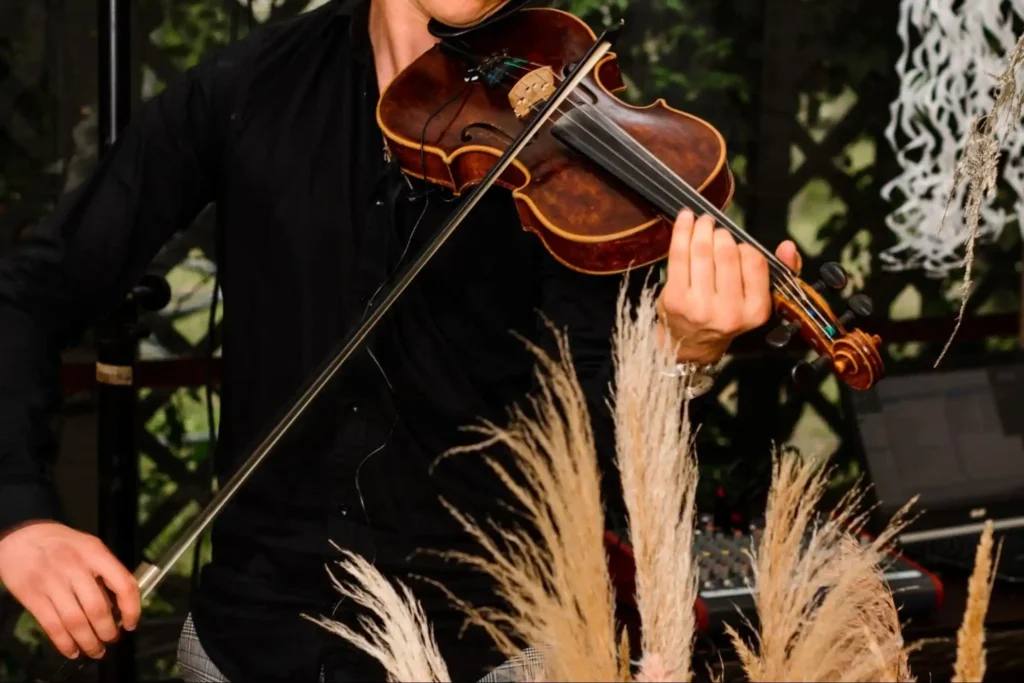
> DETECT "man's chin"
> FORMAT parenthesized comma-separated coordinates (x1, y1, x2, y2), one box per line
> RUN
(439, 1, 511, 28)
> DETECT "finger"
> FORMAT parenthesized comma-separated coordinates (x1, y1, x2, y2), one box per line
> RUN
(739, 244, 772, 327)
(85, 540, 140, 631)
(689, 214, 716, 296)
(70, 570, 119, 644)
(712, 228, 741, 300)
(775, 239, 802, 274)
(666, 209, 695, 289)
(47, 579, 104, 658)
(21, 592, 79, 659)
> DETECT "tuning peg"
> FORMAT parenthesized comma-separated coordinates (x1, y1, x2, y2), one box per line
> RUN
(766, 319, 800, 348)
(813, 262, 848, 294)
(837, 293, 874, 327)
(848, 293, 873, 316)
(792, 355, 833, 391)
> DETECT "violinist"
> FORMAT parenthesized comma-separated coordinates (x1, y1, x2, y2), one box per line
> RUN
(0, 0, 800, 681)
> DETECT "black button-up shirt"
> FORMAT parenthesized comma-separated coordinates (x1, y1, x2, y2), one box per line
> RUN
(0, 1, 645, 680)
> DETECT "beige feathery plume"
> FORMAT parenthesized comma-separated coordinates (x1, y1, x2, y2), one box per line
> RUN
(612, 282, 700, 682)
(618, 629, 633, 682)
(727, 450, 916, 682)
(304, 545, 452, 682)
(938, 34, 1024, 366)
(435, 320, 621, 682)
(952, 520, 1001, 682)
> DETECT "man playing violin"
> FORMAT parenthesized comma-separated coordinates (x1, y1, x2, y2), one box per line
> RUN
(0, 0, 800, 680)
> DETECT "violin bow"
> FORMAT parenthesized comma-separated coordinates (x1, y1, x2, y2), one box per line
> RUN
(43, 22, 623, 683)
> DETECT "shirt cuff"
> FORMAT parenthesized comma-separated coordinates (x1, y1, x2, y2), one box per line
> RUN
(0, 482, 62, 536)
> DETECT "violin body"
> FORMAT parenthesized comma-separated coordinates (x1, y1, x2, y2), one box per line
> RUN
(377, 8, 734, 275)
(377, 6, 884, 391)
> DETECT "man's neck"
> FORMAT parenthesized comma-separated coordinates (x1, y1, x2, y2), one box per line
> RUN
(368, 0, 438, 92)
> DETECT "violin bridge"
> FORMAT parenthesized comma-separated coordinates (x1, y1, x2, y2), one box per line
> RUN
(509, 66, 556, 119)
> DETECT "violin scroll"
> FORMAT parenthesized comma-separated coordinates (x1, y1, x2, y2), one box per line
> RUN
(769, 262, 884, 391)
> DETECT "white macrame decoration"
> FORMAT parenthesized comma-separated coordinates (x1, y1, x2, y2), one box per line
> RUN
(881, 0, 1024, 278)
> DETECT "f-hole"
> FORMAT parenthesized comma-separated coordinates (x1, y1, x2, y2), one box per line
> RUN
(461, 121, 535, 147)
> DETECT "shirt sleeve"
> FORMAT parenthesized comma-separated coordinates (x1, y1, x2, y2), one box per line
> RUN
(0, 45, 245, 534)
(534, 256, 656, 530)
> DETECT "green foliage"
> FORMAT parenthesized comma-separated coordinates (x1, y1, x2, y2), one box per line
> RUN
(553, 0, 749, 106)
(149, 1, 236, 72)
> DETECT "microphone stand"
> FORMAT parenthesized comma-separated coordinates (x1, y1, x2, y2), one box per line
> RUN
(93, 3, 140, 683)
(94, 275, 170, 683)
(46, 24, 619, 682)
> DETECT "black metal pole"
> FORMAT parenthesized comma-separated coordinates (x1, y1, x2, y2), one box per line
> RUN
(95, 2, 136, 683)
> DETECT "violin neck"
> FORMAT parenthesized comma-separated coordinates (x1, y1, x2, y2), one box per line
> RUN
(551, 106, 792, 287)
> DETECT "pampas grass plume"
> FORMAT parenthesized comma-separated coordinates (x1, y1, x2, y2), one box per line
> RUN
(308, 277, 989, 683)
(304, 545, 451, 682)
(612, 282, 700, 682)
(436, 321, 621, 682)
(726, 451, 915, 682)
(952, 520, 1000, 682)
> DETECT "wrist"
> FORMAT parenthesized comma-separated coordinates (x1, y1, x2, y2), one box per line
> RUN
(664, 360, 720, 399)
(0, 519, 57, 546)
(654, 318, 727, 365)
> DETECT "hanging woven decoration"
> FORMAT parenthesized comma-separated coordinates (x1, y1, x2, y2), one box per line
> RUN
(881, 0, 1024, 279)
(304, 281, 1000, 683)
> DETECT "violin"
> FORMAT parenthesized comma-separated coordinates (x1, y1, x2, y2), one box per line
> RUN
(377, 6, 884, 391)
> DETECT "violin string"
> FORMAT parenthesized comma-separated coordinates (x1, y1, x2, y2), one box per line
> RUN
(497, 60, 807, 277)
(556, 98, 840, 335)
(443, 47, 833, 334)
(489, 59, 838, 335)
(447, 46, 840, 337)
(478, 63, 834, 336)
(490, 61, 812, 271)
(567, 110, 836, 338)
(502, 60, 799, 275)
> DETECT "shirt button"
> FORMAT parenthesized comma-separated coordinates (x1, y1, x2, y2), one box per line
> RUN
(338, 504, 349, 517)
(351, 404, 359, 413)
(375, 199, 384, 207)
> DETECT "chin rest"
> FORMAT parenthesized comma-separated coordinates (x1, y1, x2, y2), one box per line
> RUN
(427, 0, 534, 39)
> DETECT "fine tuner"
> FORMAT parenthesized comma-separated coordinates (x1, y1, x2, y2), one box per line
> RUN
(766, 261, 880, 391)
